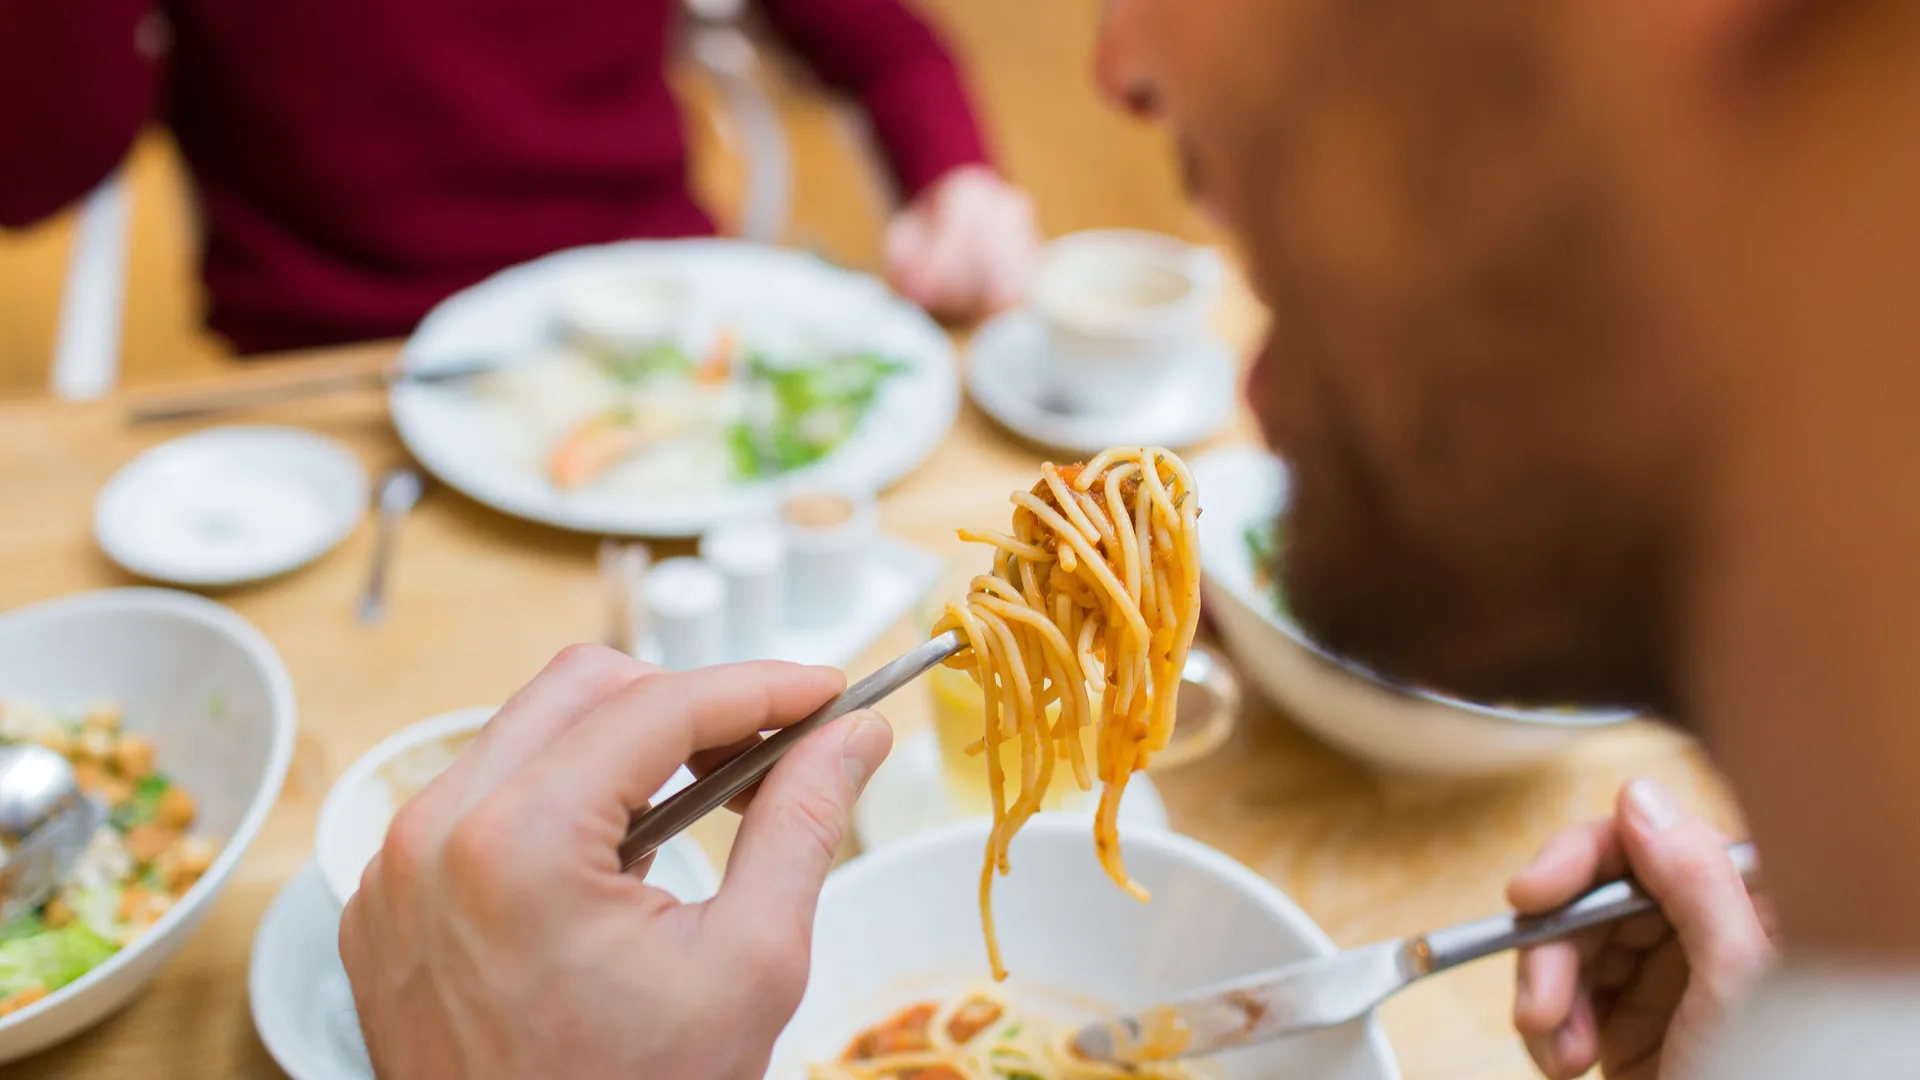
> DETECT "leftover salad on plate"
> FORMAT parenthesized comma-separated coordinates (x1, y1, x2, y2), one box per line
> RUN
(477, 270, 911, 495)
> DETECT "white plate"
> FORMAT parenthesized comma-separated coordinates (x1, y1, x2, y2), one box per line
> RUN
(94, 427, 367, 586)
(853, 726, 1169, 853)
(252, 835, 718, 1080)
(391, 241, 960, 537)
(966, 308, 1237, 455)
(637, 535, 942, 671)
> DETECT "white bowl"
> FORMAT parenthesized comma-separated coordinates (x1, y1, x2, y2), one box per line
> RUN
(1191, 446, 1635, 776)
(314, 706, 710, 910)
(0, 589, 296, 1063)
(314, 706, 492, 909)
(769, 818, 1399, 1080)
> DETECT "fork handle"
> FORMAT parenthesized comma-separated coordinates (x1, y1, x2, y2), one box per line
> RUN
(1417, 841, 1760, 975)
(615, 630, 964, 869)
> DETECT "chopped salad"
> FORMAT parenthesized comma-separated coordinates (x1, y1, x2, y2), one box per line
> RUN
(0, 699, 219, 1018)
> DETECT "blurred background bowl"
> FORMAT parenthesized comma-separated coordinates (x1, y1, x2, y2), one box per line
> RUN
(0, 589, 295, 1063)
(1191, 446, 1636, 777)
(769, 816, 1398, 1080)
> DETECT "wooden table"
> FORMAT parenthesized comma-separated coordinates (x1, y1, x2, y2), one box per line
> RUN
(0, 323, 1735, 1080)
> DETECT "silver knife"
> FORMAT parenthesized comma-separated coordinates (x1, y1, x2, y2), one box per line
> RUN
(126, 355, 502, 425)
(1073, 841, 1760, 1064)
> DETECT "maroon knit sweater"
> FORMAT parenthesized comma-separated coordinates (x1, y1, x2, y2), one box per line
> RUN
(0, 0, 988, 353)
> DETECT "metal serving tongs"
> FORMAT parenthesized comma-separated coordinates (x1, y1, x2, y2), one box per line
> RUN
(1072, 842, 1761, 1065)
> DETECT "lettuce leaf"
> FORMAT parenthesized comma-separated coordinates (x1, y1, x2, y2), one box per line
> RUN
(110, 774, 172, 833)
(0, 922, 118, 997)
(730, 352, 907, 478)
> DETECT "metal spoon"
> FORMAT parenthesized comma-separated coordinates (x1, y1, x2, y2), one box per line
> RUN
(357, 467, 424, 626)
(0, 745, 105, 926)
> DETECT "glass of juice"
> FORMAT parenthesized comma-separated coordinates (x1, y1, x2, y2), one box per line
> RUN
(927, 660, 1100, 817)
(921, 554, 1244, 816)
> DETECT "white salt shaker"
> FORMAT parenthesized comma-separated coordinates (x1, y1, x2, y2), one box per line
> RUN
(642, 556, 726, 670)
(700, 519, 787, 661)
(780, 489, 877, 629)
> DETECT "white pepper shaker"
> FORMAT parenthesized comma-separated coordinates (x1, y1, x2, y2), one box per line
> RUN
(780, 489, 877, 629)
(700, 519, 787, 661)
(641, 556, 726, 670)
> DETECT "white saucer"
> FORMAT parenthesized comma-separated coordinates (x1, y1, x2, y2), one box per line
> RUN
(853, 726, 1170, 853)
(637, 535, 942, 670)
(250, 835, 719, 1080)
(966, 310, 1238, 456)
(95, 426, 368, 587)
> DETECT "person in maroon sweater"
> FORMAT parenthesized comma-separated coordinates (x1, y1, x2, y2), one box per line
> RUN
(0, 0, 1035, 355)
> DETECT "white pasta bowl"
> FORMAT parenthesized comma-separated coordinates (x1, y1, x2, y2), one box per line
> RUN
(769, 817, 1399, 1080)
(0, 589, 296, 1063)
(1191, 445, 1636, 776)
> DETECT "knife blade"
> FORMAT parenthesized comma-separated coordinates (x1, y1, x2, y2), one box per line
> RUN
(1073, 841, 1759, 1064)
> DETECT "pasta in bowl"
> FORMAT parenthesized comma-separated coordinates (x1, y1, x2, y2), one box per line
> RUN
(770, 818, 1398, 1080)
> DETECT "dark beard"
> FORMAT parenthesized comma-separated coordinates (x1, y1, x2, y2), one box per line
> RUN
(1243, 187, 1683, 718)
(1238, 150, 1681, 718)
(1216, 0, 1690, 719)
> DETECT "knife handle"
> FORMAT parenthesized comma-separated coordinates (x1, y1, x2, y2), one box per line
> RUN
(1417, 841, 1759, 975)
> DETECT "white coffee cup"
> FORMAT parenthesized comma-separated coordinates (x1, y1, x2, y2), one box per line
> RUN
(1029, 229, 1225, 415)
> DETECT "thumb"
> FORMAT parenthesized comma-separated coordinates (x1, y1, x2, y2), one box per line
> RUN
(1616, 778, 1770, 992)
(712, 712, 892, 932)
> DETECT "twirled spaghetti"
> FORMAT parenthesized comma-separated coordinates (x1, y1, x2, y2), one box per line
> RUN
(931, 448, 1202, 981)
(807, 990, 1203, 1080)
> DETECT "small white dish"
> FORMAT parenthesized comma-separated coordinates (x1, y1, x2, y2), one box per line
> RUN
(967, 309, 1237, 456)
(637, 534, 942, 671)
(251, 838, 719, 1080)
(94, 426, 368, 587)
(769, 817, 1399, 1080)
(316, 705, 702, 908)
(852, 726, 1169, 853)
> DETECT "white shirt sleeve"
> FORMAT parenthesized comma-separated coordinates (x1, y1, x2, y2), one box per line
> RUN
(1692, 963, 1920, 1080)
